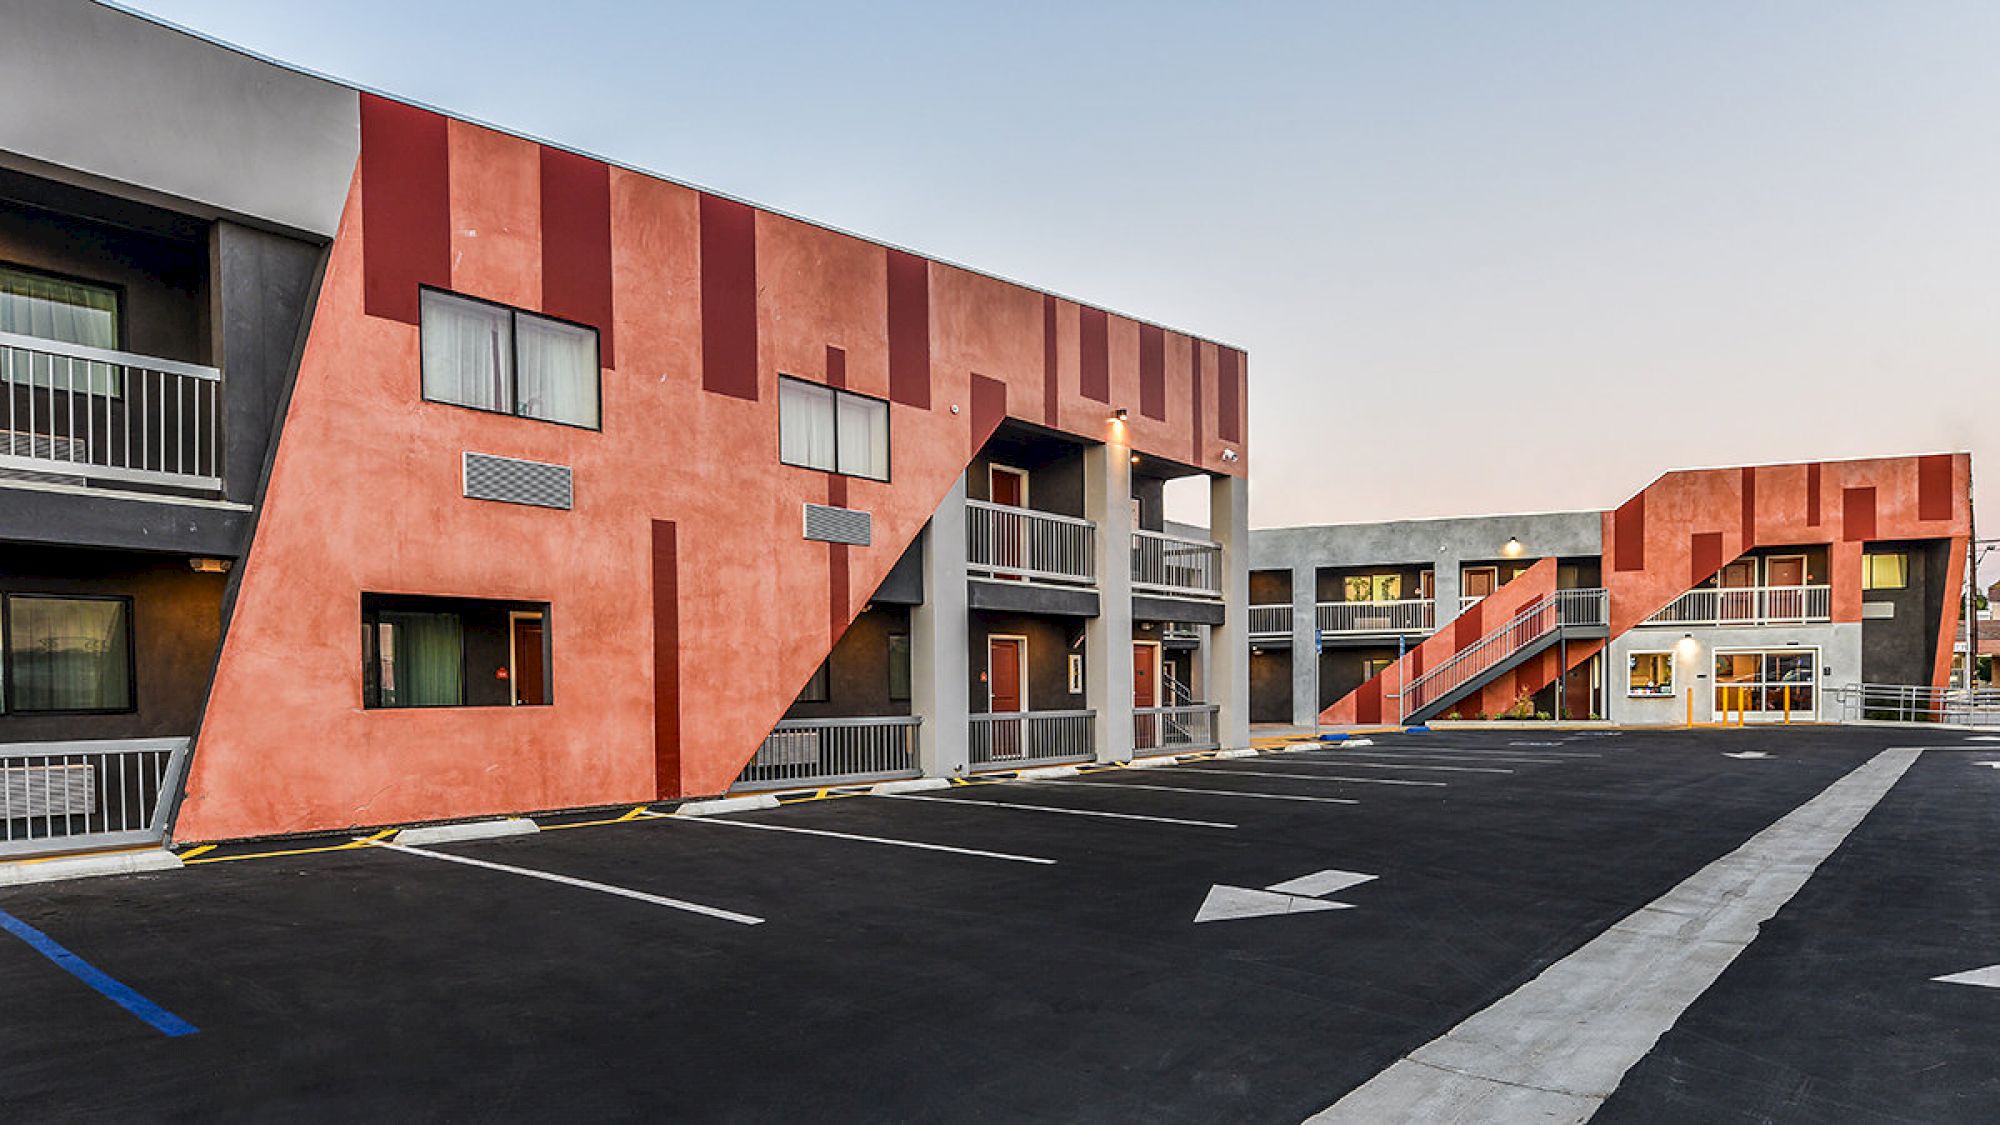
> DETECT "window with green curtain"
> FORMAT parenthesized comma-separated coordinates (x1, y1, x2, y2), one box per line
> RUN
(0, 264, 121, 395)
(380, 611, 464, 707)
(5, 595, 132, 712)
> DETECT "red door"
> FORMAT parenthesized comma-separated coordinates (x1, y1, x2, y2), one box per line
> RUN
(511, 615, 547, 705)
(989, 637, 1024, 759)
(991, 469, 1027, 579)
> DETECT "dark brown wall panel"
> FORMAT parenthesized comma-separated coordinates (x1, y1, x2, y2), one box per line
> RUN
(1138, 324, 1166, 420)
(1844, 487, 1878, 542)
(359, 94, 450, 324)
(539, 146, 615, 365)
(1807, 463, 1822, 526)
(1218, 348, 1242, 443)
(1691, 531, 1724, 585)
(887, 249, 931, 409)
(1739, 466, 1756, 546)
(1079, 307, 1110, 403)
(1042, 295, 1059, 427)
(652, 519, 681, 799)
(1190, 343, 1205, 464)
(1613, 494, 1646, 572)
(1454, 602, 1484, 650)
(1918, 453, 1954, 521)
(699, 194, 759, 401)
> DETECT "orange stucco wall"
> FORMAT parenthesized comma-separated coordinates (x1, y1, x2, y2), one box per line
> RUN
(176, 110, 1245, 841)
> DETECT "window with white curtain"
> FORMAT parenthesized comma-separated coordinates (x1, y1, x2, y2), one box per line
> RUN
(419, 288, 599, 428)
(0, 263, 122, 395)
(3, 594, 133, 713)
(779, 375, 889, 482)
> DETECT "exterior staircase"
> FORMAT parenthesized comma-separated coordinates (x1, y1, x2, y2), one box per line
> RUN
(1397, 589, 1608, 724)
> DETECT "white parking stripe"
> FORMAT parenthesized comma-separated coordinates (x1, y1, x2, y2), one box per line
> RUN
(1310, 747, 1923, 1122)
(1034, 779, 1358, 804)
(1320, 751, 1568, 765)
(880, 792, 1234, 828)
(1288, 759, 1512, 774)
(650, 811, 1056, 864)
(369, 841, 764, 925)
(1176, 766, 1445, 787)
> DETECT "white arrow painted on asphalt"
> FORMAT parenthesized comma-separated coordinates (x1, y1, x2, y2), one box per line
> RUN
(1933, 965, 2000, 989)
(1975, 762, 2000, 770)
(1966, 735, 2000, 742)
(1195, 868, 1377, 923)
(1723, 751, 1772, 760)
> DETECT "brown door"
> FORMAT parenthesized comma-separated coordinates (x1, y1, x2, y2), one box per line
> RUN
(511, 614, 547, 705)
(990, 467, 1025, 507)
(1463, 567, 1497, 599)
(1719, 560, 1757, 587)
(1766, 556, 1805, 586)
(1132, 642, 1159, 708)
(989, 637, 1024, 760)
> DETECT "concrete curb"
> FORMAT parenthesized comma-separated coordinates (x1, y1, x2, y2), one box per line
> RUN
(396, 818, 539, 846)
(869, 778, 950, 795)
(1124, 756, 1184, 770)
(1214, 749, 1258, 760)
(0, 848, 182, 887)
(1018, 765, 1081, 779)
(677, 794, 781, 817)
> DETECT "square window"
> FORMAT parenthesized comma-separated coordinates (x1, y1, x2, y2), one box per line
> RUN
(419, 289, 600, 428)
(5, 595, 133, 713)
(1861, 552, 1907, 591)
(362, 594, 550, 709)
(1627, 651, 1674, 697)
(779, 375, 890, 482)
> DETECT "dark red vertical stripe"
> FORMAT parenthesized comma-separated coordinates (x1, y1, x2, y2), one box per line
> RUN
(827, 536, 849, 651)
(1843, 487, 1877, 542)
(1739, 466, 1756, 548)
(1356, 677, 1382, 725)
(1079, 307, 1110, 403)
(1138, 325, 1166, 420)
(1190, 343, 1205, 464)
(886, 249, 931, 409)
(540, 147, 615, 365)
(1613, 494, 1646, 572)
(825, 344, 846, 390)
(1041, 295, 1060, 427)
(1218, 348, 1242, 443)
(1410, 646, 1425, 681)
(1806, 463, 1822, 526)
(1455, 602, 1484, 650)
(359, 94, 451, 324)
(651, 520, 681, 800)
(1918, 453, 1954, 520)
(699, 194, 759, 401)
(969, 373, 1008, 454)
(1691, 532, 1724, 585)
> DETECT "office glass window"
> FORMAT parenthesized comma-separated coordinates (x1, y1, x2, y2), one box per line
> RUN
(1627, 651, 1674, 697)
(779, 375, 889, 482)
(1861, 553, 1907, 591)
(420, 289, 599, 428)
(4, 595, 133, 713)
(0, 263, 121, 394)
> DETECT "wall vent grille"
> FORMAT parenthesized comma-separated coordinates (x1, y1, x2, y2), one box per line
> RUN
(804, 503, 871, 546)
(463, 452, 573, 510)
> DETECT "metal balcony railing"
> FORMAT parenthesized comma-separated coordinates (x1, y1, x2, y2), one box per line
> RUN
(734, 717, 922, 790)
(1833, 683, 2000, 726)
(1248, 604, 1292, 637)
(1642, 585, 1832, 627)
(1134, 703, 1220, 755)
(1316, 598, 1436, 636)
(966, 500, 1096, 586)
(1132, 530, 1222, 599)
(969, 709, 1096, 768)
(0, 331, 223, 492)
(0, 737, 190, 858)
(1400, 588, 1607, 719)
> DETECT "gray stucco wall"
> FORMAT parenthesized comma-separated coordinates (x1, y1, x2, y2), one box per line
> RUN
(0, 0, 358, 238)
(1607, 622, 1859, 725)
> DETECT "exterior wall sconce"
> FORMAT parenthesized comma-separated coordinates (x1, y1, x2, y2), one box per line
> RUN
(1220, 448, 1239, 463)
(1501, 536, 1525, 558)
(1113, 408, 1128, 421)
(189, 558, 232, 574)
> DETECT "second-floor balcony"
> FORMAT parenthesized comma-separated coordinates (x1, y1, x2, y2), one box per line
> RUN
(1132, 530, 1222, 600)
(1643, 585, 1832, 628)
(1248, 604, 1292, 638)
(966, 499, 1097, 586)
(1, 331, 223, 493)
(1317, 597, 1436, 636)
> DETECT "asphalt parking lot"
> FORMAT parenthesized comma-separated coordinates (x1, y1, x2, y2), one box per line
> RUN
(2, 725, 1995, 1122)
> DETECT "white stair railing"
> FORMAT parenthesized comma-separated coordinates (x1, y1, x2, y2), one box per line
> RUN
(0, 331, 224, 492)
(1400, 588, 1607, 719)
(1643, 585, 1831, 627)
(1316, 598, 1435, 635)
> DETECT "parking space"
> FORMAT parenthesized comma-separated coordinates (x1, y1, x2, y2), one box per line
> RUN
(0, 726, 1989, 1121)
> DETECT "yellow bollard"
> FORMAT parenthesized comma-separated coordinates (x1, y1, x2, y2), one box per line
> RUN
(1783, 685, 1792, 725)
(1685, 686, 1694, 728)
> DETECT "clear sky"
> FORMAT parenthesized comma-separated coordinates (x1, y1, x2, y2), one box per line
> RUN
(125, 0, 2000, 581)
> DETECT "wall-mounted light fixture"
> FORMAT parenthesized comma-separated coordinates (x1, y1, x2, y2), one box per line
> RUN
(1677, 632, 1698, 656)
(1501, 536, 1525, 558)
(189, 558, 232, 574)
(1130, 454, 1142, 465)
(1220, 448, 1239, 463)
(1113, 408, 1128, 421)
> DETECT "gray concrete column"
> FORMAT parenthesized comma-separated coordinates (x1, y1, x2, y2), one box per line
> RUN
(1085, 442, 1135, 763)
(1211, 473, 1252, 751)
(1291, 565, 1319, 728)
(911, 477, 970, 778)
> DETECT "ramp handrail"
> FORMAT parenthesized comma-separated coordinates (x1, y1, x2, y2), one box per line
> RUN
(1832, 683, 2000, 726)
